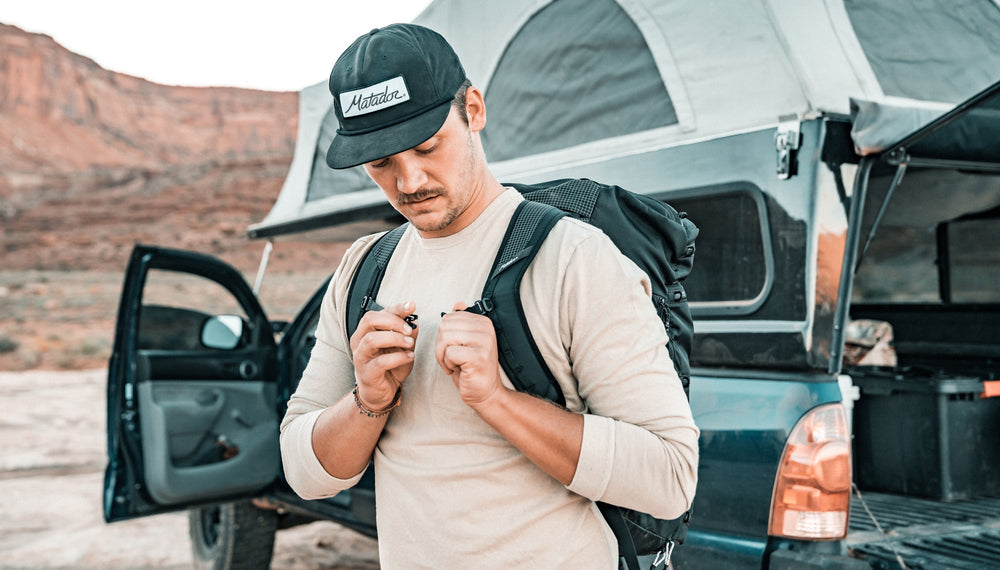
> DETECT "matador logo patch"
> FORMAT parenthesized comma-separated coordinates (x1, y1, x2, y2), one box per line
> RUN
(340, 76, 411, 118)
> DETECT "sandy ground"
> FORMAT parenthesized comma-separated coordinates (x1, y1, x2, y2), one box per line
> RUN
(0, 368, 379, 570)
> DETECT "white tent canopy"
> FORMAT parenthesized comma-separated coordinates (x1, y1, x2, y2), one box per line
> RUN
(249, 0, 1000, 238)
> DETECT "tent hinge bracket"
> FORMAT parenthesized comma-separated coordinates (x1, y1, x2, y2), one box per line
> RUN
(886, 147, 909, 165)
(775, 119, 802, 180)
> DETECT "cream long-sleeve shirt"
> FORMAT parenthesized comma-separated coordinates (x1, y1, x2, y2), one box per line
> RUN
(280, 189, 698, 569)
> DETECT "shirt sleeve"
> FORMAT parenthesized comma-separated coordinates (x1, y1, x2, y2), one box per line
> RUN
(278, 235, 379, 499)
(552, 228, 699, 520)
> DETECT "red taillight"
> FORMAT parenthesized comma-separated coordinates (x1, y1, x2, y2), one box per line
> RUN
(769, 403, 851, 540)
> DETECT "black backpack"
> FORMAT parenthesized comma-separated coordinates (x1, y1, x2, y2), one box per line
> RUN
(346, 179, 698, 570)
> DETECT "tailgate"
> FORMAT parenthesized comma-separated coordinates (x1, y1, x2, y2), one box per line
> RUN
(847, 492, 1000, 568)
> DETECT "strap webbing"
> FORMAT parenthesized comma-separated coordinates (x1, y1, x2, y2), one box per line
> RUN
(598, 502, 641, 570)
(345, 224, 408, 340)
(470, 200, 566, 404)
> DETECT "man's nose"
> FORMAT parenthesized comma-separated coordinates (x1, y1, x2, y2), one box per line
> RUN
(395, 155, 428, 194)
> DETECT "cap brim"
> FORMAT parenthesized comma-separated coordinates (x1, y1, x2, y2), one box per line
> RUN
(326, 99, 453, 170)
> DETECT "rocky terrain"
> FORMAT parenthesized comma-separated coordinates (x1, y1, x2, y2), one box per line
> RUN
(0, 23, 352, 371)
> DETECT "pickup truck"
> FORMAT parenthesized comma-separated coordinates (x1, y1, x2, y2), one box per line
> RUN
(102, 1, 1000, 566)
(102, 78, 1000, 569)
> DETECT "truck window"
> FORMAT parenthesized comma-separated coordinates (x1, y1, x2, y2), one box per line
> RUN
(852, 169, 1000, 304)
(942, 217, 1000, 303)
(670, 187, 769, 310)
(852, 223, 939, 303)
(138, 269, 248, 351)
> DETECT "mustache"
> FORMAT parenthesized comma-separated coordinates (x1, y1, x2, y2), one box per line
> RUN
(395, 189, 443, 206)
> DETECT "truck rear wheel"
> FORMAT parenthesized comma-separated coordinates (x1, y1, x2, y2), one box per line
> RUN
(189, 500, 277, 570)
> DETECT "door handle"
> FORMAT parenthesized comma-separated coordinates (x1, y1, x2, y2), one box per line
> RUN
(238, 360, 258, 379)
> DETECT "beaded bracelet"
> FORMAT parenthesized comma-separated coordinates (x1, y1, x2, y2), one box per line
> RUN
(353, 385, 402, 418)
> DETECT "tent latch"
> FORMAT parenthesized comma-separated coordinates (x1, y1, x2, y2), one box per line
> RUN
(775, 119, 801, 179)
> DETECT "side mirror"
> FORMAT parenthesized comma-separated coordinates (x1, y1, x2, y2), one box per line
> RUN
(201, 315, 244, 350)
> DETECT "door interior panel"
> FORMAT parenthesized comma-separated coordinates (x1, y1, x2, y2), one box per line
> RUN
(138, 379, 280, 505)
(141, 351, 268, 381)
(153, 385, 223, 462)
(105, 246, 282, 522)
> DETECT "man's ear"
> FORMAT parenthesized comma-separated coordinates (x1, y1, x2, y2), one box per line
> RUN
(465, 86, 487, 132)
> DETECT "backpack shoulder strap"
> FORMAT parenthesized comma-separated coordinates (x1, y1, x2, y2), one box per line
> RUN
(345, 224, 409, 341)
(598, 502, 641, 570)
(467, 200, 567, 405)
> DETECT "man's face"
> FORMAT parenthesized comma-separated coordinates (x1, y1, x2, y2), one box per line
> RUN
(363, 107, 481, 238)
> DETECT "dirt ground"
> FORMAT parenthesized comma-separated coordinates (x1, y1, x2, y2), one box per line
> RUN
(0, 368, 380, 569)
(0, 263, 380, 568)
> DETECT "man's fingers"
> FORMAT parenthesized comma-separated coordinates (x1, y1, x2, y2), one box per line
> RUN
(434, 324, 453, 373)
(437, 344, 471, 376)
(361, 348, 415, 375)
(345, 301, 419, 399)
(361, 303, 417, 333)
(356, 329, 415, 355)
(434, 316, 467, 374)
(351, 302, 418, 353)
(387, 300, 418, 322)
(436, 310, 494, 374)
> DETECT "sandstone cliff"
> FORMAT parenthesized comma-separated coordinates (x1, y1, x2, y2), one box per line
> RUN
(0, 22, 297, 171)
(0, 22, 304, 272)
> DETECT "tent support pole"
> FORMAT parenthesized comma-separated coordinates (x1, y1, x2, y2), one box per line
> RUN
(253, 240, 274, 295)
(854, 161, 907, 274)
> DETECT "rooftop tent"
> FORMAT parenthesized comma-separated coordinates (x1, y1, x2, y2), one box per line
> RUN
(248, 0, 1000, 238)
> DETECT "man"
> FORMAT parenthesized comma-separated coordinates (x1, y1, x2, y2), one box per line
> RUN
(280, 23, 698, 568)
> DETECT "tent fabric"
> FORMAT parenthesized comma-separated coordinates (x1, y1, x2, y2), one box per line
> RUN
(481, 0, 678, 162)
(849, 97, 953, 156)
(249, 0, 1000, 238)
(852, 79, 1000, 162)
(844, 0, 1000, 104)
(892, 80, 1000, 166)
(308, 105, 371, 203)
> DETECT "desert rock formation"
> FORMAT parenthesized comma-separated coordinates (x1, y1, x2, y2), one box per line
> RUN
(0, 22, 302, 272)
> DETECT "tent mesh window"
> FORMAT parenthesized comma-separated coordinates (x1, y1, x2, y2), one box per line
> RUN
(306, 106, 373, 203)
(845, 0, 1000, 104)
(482, 0, 677, 162)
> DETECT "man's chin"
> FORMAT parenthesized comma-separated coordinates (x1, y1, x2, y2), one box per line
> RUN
(409, 216, 450, 233)
(406, 208, 461, 234)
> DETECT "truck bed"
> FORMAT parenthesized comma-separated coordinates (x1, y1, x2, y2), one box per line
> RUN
(847, 491, 1000, 569)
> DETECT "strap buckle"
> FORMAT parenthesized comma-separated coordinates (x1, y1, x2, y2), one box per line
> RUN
(651, 541, 675, 570)
(462, 298, 494, 315)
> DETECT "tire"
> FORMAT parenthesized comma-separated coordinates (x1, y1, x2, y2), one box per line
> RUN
(189, 500, 278, 570)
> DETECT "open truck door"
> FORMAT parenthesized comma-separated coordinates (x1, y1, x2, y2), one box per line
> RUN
(103, 245, 280, 523)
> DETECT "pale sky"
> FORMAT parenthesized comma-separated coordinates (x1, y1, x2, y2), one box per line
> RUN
(1, 0, 434, 92)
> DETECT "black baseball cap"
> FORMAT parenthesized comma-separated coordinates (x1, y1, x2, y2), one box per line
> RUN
(325, 24, 467, 170)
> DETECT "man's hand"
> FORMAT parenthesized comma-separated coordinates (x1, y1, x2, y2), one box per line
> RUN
(437, 304, 583, 486)
(436, 302, 505, 407)
(350, 301, 418, 409)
